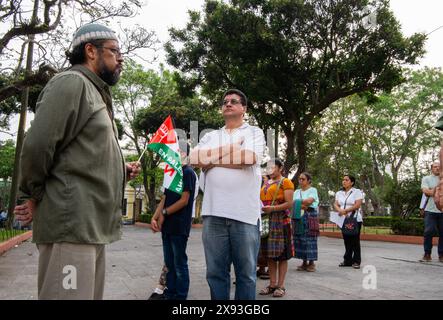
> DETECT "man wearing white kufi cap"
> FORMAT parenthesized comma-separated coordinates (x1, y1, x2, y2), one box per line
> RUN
(14, 23, 141, 300)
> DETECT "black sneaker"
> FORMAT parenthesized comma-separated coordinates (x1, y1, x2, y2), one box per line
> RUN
(148, 292, 166, 300)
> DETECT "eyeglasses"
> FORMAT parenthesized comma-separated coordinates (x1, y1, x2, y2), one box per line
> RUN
(96, 46, 123, 58)
(222, 98, 242, 106)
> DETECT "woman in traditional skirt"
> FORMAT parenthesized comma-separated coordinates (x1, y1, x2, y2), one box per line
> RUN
(258, 159, 294, 298)
(293, 172, 320, 272)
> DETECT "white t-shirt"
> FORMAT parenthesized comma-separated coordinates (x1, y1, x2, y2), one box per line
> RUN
(196, 123, 265, 225)
(335, 188, 364, 222)
(421, 175, 441, 213)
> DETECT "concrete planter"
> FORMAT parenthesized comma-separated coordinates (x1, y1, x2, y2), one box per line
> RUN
(321, 231, 438, 245)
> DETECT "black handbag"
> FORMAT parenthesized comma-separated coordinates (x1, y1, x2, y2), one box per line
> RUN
(342, 211, 359, 236)
(340, 190, 359, 236)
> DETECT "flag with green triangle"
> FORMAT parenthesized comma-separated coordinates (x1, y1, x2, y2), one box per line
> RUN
(147, 116, 183, 194)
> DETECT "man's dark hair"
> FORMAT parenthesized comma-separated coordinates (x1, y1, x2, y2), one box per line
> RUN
(222, 89, 248, 106)
(66, 39, 107, 65)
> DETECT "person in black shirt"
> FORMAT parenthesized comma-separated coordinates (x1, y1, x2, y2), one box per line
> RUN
(151, 143, 197, 300)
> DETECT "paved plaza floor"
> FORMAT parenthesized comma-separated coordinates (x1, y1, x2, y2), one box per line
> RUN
(1, 225, 442, 300)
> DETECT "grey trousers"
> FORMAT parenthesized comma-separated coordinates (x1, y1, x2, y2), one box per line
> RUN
(37, 242, 105, 300)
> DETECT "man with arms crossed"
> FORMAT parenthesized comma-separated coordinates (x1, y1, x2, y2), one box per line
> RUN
(190, 89, 265, 300)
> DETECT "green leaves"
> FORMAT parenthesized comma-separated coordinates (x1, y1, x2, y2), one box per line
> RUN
(0, 140, 15, 180)
(310, 68, 443, 215)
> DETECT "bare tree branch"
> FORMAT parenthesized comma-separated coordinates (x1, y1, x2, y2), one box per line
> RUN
(0, 0, 64, 54)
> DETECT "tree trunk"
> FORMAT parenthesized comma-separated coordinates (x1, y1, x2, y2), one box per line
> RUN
(283, 129, 296, 180)
(282, 124, 308, 184)
(359, 174, 382, 215)
(6, 1, 39, 228)
(146, 151, 158, 214)
(293, 127, 308, 182)
(140, 159, 150, 218)
(274, 125, 279, 159)
(390, 169, 402, 217)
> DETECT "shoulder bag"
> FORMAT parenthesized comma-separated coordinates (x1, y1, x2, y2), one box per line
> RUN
(260, 179, 283, 239)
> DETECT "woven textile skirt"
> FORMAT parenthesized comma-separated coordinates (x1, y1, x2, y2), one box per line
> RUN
(293, 209, 318, 261)
(259, 210, 294, 261)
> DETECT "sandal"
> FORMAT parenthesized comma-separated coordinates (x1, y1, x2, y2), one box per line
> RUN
(259, 285, 277, 295)
(272, 287, 286, 298)
(296, 264, 307, 271)
(306, 264, 316, 272)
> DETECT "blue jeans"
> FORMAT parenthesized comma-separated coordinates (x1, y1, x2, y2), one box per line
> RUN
(161, 233, 189, 300)
(202, 216, 260, 300)
(424, 211, 443, 256)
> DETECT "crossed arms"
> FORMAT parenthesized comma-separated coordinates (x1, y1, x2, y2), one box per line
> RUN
(189, 138, 258, 170)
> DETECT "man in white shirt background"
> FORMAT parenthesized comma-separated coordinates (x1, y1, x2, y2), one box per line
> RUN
(190, 89, 265, 300)
(420, 162, 443, 263)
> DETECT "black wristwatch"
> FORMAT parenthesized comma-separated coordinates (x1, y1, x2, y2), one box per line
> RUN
(162, 208, 168, 216)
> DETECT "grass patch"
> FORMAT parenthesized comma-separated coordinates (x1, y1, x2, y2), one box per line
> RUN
(320, 225, 393, 235)
(0, 228, 26, 242)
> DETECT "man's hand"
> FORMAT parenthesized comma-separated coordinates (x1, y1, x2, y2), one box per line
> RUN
(151, 218, 160, 233)
(262, 206, 274, 214)
(435, 186, 443, 211)
(126, 162, 141, 181)
(338, 209, 347, 216)
(14, 199, 36, 226)
(150, 213, 165, 233)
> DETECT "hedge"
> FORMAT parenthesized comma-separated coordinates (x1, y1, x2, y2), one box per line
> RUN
(363, 216, 425, 236)
(363, 216, 397, 227)
(138, 213, 153, 224)
(390, 219, 425, 236)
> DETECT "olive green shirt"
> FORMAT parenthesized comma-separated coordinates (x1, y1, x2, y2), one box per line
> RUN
(19, 65, 126, 244)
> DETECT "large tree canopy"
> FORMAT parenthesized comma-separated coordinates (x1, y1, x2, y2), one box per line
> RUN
(165, 0, 427, 177)
(309, 67, 443, 216)
(0, 0, 157, 108)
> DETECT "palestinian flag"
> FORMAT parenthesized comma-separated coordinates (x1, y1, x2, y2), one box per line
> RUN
(148, 116, 183, 194)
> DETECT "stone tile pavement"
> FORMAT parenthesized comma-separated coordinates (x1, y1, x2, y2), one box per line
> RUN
(0, 225, 442, 300)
